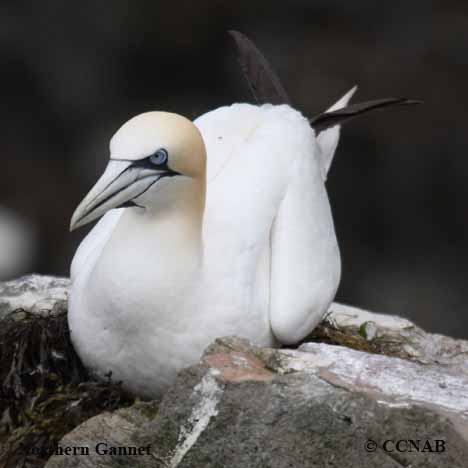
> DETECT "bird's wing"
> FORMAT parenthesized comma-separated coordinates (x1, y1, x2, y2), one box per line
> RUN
(316, 86, 357, 179)
(269, 129, 341, 345)
(229, 30, 291, 106)
(196, 103, 340, 345)
(70, 209, 123, 281)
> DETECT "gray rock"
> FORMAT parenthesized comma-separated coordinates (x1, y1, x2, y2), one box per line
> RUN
(0, 274, 69, 318)
(44, 402, 160, 468)
(3, 275, 468, 467)
(327, 302, 468, 374)
(47, 336, 468, 468)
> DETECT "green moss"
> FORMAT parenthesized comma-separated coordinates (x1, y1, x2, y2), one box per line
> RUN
(300, 312, 411, 360)
(0, 309, 135, 468)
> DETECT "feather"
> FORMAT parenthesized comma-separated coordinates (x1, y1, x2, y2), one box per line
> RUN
(310, 98, 422, 133)
(229, 30, 291, 106)
(316, 86, 357, 179)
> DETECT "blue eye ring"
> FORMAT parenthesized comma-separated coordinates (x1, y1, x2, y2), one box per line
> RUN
(149, 148, 168, 166)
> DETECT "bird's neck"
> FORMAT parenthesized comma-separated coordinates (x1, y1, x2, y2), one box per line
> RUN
(104, 179, 205, 283)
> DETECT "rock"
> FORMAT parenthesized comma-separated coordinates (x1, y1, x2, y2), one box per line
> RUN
(0, 274, 69, 318)
(3, 275, 468, 467)
(46, 336, 468, 467)
(327, 302, 468, 373)
(45, 402, 160, 468)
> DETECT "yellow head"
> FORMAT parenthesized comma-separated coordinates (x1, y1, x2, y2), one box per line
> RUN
(70, 112, 206, 230)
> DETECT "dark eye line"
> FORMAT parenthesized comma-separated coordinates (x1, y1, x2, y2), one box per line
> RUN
(132, 159, 168, 170)
(111, 148, 169, 169)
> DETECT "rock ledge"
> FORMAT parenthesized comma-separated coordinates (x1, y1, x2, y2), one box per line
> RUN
(1, 275, 467, 467)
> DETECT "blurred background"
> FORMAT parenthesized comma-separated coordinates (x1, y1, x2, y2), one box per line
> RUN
(0, 1, 467, 337)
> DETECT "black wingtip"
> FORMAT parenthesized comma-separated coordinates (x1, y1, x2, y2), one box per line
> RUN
(228, 30, 423, 131)
(310, 97, 423, 133)
(228, 29, 291, 106)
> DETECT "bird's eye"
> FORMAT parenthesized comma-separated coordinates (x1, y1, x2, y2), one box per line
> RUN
(149, 149, 168, 166)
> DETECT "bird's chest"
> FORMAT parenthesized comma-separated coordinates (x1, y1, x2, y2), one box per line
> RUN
(84, 213, 202, 334)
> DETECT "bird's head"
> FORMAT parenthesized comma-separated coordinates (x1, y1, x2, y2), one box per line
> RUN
(70, 112, 206, 231)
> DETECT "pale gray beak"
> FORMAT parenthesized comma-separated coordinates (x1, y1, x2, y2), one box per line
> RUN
(70, 160, 167, 231)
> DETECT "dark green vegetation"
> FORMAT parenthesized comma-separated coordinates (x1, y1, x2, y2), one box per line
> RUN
(0, 310, 135, 468)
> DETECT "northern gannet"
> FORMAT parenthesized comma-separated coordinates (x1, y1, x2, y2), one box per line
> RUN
(69, 32, 419, 398)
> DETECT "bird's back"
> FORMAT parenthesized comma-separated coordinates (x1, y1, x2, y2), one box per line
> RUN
(195, 103, 334, 346)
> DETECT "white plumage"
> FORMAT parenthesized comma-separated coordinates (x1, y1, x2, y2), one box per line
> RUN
(69, 95, 352, 398)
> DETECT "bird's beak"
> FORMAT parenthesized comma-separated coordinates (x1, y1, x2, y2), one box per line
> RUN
(70, 160, 169, 231)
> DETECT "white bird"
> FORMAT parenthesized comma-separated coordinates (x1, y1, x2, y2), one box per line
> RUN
(68, 32, 418, 398)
